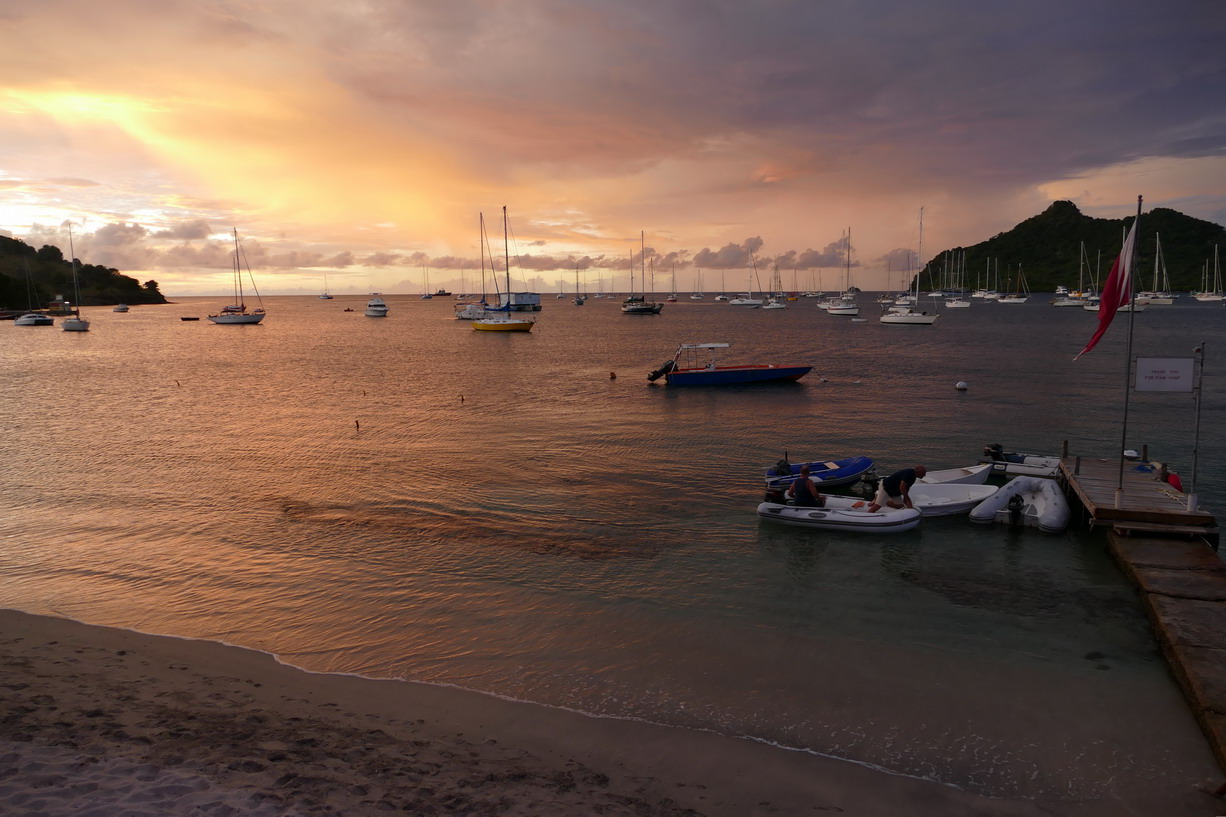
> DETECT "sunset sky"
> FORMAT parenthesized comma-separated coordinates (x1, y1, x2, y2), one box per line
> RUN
(2, 0, 1224, 296)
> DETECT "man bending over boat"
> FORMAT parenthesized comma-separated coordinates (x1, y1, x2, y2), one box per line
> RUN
(786, 464, 826, 507)
(867, 465, 926, 513)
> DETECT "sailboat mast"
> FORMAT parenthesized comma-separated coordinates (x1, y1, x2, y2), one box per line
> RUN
(67, 224, 80, 314)
(232, 228, 243, 306)
(503, 206, 511, 307)
(845, 227, 851, 293)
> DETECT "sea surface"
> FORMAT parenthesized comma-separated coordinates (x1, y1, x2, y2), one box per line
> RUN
(2, 292, 1224, 802)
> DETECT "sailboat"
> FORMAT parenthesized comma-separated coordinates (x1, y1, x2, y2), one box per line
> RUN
(996, 264, 1030, 304)
(714, 270, 729, 301)
(473, 208, 535, 331)
(1051, 243, 1092, 306)
(318, 271, 333, 299)
(621, 233, 663, 314)
(1138, 234, 1175, 304)
(207, 229, 266, 324)
(574, 262, 586, 306)
(420, 267, 433, 299)
(1194, 246, 1222, 302)
(690, 269, 704, 299)
(881, 210, 938, 325)
(824, 229, 860, 316)
(944, 252, 971, 307)
(14, 259, 54, 326)
(729, 255, 765, 306)
(61, 225, 90, 331)
(761, 263, 787, 308)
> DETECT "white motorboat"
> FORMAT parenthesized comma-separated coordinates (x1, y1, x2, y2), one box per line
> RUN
(757, 495, 921, 533)
(969, 476, 1071, 532)
(909, 483, 1000, 517)
(364, 294, 389, 317)
(919, 463, 993, 485)
(113, 304, 130, 312)
(980, 444, 1061, 477)
(454, 302, 485, 320)
(14, 312, 54, 326)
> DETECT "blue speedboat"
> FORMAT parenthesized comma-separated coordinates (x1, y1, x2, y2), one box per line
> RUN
(763, 455, 876, 492)
(647, 343, 811, 386)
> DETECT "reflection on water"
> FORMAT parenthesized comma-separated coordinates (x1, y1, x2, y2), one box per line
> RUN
(1, 294, 1222, 798)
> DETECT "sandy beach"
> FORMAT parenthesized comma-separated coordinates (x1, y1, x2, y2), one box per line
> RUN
(0, 608, 1219, 816)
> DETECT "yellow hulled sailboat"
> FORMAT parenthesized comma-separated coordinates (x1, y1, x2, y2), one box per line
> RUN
(473, 207, 534, 333)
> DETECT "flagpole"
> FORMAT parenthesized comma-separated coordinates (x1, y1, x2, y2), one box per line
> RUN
(1189, 341, 1205, 511)
(1115, 195, 1142, 506)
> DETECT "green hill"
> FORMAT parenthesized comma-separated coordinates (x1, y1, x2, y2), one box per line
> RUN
(0, 235, 168, 308)
(925, 201, 1226, 293)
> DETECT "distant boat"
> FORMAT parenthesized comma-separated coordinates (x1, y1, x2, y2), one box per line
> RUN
(318, 271, 333, 299)
(473, 208, 534, 332)
(113, 304, 130, 313)
(180, 316, 200, 321)
(880, 209, 937, 326)
(824, 229, 859, 316)
(1193, 247, 1223, 302)
(454, 302, 485, 320)
(621, 232, 664, 314)
(1137, 234, 1175, 304)
(14, 311, 53, 326)
(365, 294, 389, 317)
(647, 343, 811, 386)
(207, 229, 266, 324)
(14, 260, 53, 326)
(61, 225, 90, 332)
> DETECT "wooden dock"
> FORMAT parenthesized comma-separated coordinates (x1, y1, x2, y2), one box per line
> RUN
(1060, 453, 1226, 777)
(1059, 456, 1218, 541)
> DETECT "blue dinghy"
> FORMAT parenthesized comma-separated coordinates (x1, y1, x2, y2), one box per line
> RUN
(647, 343, 811, 386)
(763, 455, 875, 491)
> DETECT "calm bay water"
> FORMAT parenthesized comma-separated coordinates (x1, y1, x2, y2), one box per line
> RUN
(2, 292, 1224, 801)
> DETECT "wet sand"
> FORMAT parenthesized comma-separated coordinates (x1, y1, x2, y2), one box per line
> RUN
(0, 608, 1219, 816)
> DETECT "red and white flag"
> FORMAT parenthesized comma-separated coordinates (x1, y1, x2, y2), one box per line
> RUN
(1075, 220, 1139, 359)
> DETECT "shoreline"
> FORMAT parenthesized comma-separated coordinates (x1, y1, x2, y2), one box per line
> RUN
(0, 608, 1216, 816)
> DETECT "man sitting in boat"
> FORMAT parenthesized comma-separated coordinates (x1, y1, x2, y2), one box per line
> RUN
(786, 465, 826, 507)
(866, 465, 926, 513)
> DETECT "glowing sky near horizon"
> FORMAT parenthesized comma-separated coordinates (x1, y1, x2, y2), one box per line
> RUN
(2, 0, 1224, 295)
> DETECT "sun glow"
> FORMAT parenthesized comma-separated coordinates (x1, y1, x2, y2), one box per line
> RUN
(6, 81, 466, 249)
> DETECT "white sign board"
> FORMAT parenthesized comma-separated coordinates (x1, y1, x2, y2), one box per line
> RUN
(1135, 357, 1195, 392)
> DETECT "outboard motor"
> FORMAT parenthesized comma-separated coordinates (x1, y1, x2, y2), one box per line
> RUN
(646, 359, 676, 381)
(984, 443, 1005, 462)
(1007, 493, 1025, 526)
(764, 486, 787, 504)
